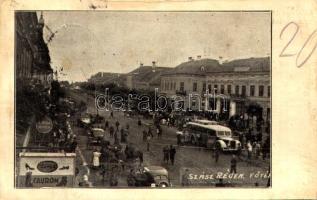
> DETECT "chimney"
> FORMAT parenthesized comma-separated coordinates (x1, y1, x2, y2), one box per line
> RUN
(197, 55, 201, 60)
(152, 61, 156, 67)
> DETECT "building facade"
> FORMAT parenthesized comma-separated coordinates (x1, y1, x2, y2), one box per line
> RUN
(160, 57, 271, 122)
(126, 62, 172, 91)
(15, 11, 53, 88)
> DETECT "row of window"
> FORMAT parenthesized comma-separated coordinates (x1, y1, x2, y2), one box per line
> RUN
(202, 83, 270, 97)
(162, 81, 271, 97)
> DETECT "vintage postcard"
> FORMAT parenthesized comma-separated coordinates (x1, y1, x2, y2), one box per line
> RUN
(0, 0, 316, 199)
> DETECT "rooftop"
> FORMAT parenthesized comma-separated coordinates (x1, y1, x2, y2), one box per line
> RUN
(162, 57, 270, 76)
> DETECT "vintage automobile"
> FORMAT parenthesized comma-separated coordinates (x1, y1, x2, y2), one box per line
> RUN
(90, 128, 105, 138)
(127, 166, 171, 187)
(78, 113, 92, 128)
(177, 120, 241, 151)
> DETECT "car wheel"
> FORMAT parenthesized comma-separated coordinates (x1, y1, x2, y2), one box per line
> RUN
(216, 142, 223, 151)
(159, 183, 168, 187)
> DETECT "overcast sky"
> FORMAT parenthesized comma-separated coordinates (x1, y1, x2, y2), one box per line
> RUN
(39, 11, 271, 82)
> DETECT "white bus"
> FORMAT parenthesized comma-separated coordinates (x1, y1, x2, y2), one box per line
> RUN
(178, 121, 241, 151)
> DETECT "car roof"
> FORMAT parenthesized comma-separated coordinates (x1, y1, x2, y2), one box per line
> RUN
(194, 119, 219, 125)
(144, 166, 168, 176)
(187, 122, 232, 132)
(92, 128, 105, 132)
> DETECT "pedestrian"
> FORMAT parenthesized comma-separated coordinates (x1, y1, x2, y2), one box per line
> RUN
(109, 126, 114, 137)
(114, 130, 119, 143)
(92, 148, 101, 169)
(70, 137, 78, 152)
(214, 149, 219, 163)
(142, 130, 147, 142)
(176, 133, 182, 146)
(105, 120, 109, 130)
(247, 141, 252, 163)
(138, 150, 144, 164)
(138, 118, 142, 127)
(163, 146, 169, 164)
(169, 145, 176, 165)
(115, 121, 120, 131)
(148, 127, 153, 138)
(127, 169, 135, 186)
(156, 127, 160, 138)
(109, 173, 118, 186)
(126, 123, 130, 131)
(25, 169, 33, 187)
(236, 143, 243, 161)
(146, 133, 151, 151)
(110, 111, 114, 118)
(230, 155, 237, 174)
(120, 128, 125, 143)
(255, 142, 261, 159)
(181, 169, 190, 186)
(257, 132, 263, 143)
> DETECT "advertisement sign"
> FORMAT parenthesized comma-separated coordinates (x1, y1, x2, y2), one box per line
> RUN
(17, 152, 76, 188)
(35, 116, 53, 134)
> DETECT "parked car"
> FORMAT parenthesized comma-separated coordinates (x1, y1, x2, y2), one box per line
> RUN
(78, 113, 92, 128)
(127, 166, 171, 187)
(91, 128, 105, 138)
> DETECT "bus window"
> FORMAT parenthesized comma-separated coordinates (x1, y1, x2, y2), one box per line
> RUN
(225, 131, 231, 137)
(217, 131, 225, 137)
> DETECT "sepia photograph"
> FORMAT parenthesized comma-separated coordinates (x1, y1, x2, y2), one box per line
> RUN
(15, 11, 271, 188)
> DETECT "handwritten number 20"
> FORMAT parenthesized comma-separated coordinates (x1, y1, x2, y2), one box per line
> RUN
(280, 22, 317, 68)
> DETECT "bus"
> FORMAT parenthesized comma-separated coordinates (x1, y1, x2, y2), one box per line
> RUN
(178, 121, 241, 151)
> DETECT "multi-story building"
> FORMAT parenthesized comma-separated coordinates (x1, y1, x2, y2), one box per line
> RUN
(126, 62, 172, 91)
(160, 56, 271, 122)
(15, 11, 53, 88)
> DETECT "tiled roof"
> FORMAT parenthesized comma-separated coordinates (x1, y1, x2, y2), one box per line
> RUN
(128, 66, 172, 83)
(221, 57, 270, 73)
(162, 57, 270, 76)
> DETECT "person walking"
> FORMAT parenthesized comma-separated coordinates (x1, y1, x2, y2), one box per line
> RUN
(120, 128, 125, 143)
(163, 146, 169, 164)
(176, 133, 182, 146)
(115, 121, 120, 131)
(114, 130, 119, 144)
(138, 118, 142, 127)
(148, 127, 153, 138)
(247, 141, 253, 162)
(230, 155, 237, 174)
(156, 126, 162, 139)
(109, 126, 114, 138)
(110, 111, 114, 118)
(142, 130, 147, 142)
(146, 134, 151, 151)
(105, 120, 109, 130)
(92, 148, 101, 169)
(255, 142, 261, 159)
(169, 145, 176, 165)
(214, 149, 219, 163)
